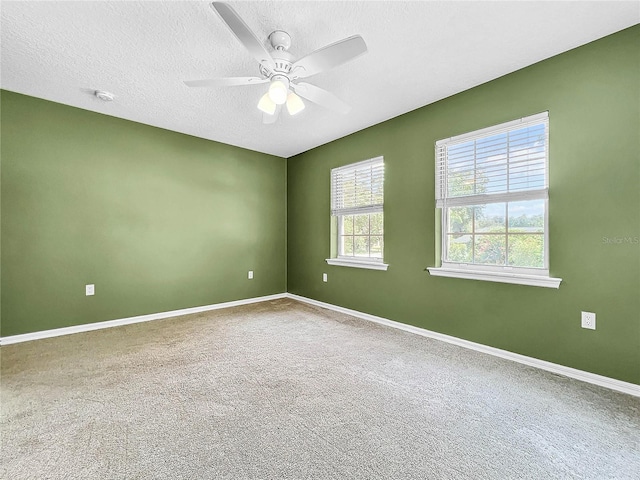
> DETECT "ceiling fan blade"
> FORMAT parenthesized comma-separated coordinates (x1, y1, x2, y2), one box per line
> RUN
(263, 105, 282, 124)
(291, 82, 352, 115)
(210, 2, 275, 70)
(291, 35, 367, 79)
(184, 77, 268, 88)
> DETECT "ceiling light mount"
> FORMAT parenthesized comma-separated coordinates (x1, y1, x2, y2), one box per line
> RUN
(94, 90, 114, 102)
(269, 30, 291, 51)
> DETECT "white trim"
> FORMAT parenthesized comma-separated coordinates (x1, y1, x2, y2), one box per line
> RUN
(428, 267, 562, 288)
(435, 113, 551, 278)
(332, 205, 383, 216)
(331, 155, 384, 172)
(285, 293, 639, 398)
(436, 111, 549, 145)
(0, 293, 287, 346)
(4, 291, 635, 397)
(326, 258, 389, 271)
(437, 189, 548, 208)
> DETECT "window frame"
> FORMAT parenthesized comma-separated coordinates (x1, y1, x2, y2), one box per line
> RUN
(428, 112, 561, 288)
(326, 156, 389, 271)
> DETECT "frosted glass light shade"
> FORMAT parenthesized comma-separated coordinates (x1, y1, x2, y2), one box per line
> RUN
(257, 93, 276, 115)
(286, 92, 305, 116)
(268, 79, 288, 105)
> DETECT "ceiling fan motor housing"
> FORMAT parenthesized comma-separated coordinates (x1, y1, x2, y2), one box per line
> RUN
(257, 31, 296, 80)
(260, 50, 293, 80)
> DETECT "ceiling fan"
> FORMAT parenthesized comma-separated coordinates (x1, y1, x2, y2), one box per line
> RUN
(184, 2, 368, 124)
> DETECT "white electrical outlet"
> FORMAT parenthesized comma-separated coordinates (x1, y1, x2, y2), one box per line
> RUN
(581, 311, 596, 330)
(322, 273, 328, 282)
(85, 284, 95, 296)
(248, 270, 254, 280)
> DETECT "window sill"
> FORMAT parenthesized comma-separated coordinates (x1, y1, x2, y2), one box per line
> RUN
(427, 267, 561, 288)
(326, 258, 389, 271)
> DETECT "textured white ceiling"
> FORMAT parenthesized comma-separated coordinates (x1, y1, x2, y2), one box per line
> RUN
(2, 1, 638, 158)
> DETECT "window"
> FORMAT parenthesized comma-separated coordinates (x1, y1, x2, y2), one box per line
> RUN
(326, 156, 388, 270)
(428, 112, 561, 288)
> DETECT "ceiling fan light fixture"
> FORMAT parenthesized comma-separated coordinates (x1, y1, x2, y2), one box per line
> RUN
(257, 93, 277, 115)
(286, 92, 305, 116)
(186, 3, 367, 122)
(268, 77, 289, 105)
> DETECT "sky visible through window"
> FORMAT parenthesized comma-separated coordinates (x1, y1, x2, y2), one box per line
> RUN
(332, 158, 384, 261)
(444, 122, 547, 268)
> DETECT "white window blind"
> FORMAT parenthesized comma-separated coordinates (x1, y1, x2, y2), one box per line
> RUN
(331, 156, 384, 216)
(436, 112, 549, 208)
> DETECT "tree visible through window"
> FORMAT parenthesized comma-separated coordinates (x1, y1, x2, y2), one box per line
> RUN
(331, 157, 384, 262)
(339, 212, 384, 258)
(436, 113, 549, 273)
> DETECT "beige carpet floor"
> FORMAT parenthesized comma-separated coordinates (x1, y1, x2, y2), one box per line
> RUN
(1, 298, 639, 479)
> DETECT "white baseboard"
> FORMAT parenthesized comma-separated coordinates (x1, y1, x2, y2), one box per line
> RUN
(3, 291, 637, 398)
(286, 293, 640, 398)
(0, 293, 287, 346)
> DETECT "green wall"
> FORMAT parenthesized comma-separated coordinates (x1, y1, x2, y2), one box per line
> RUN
(287, 26, 640, 384)
(2, 27, 638, 385)
(1, 91, 286, 336)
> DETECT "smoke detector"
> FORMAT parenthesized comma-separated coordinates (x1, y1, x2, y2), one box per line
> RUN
(94, 90, 114, 101)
